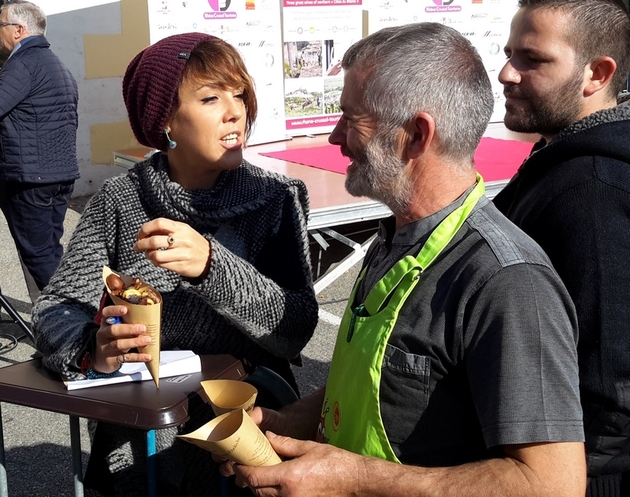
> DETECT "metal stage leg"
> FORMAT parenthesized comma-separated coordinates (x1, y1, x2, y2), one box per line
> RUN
(0, 404, 7, 497)
(311, 230, 377, 295)
(0, 286, 34, 342)
(69, 416, 84, 497)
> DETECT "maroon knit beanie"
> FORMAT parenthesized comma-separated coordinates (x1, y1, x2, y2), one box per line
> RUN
(123, 32, 215, 151)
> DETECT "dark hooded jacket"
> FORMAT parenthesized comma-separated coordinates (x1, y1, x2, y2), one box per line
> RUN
(0, 36, 79, 183)
(494, 95, 630, 497)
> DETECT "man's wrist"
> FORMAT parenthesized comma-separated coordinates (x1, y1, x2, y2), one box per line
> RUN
(278, 388, 325, 440)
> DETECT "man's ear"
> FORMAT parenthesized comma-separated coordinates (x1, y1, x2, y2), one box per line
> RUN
(583, 56, 617, 97)
(14, 24, 26, 39)
(406, 112, 435, 159)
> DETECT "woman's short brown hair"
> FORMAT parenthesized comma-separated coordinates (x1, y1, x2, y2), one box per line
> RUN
(179, 38, 258, 139)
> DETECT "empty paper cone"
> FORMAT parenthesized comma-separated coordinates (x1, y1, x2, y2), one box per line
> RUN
(102, 266, 162, 387)
(178, 409, 281, 466)
(201, 380, 258, 416)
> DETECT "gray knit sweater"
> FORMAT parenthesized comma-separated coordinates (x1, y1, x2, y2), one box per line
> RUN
(31, 152, 318, 495)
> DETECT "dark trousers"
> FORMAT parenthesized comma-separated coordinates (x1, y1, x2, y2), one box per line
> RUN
(0, 180, 74, 302)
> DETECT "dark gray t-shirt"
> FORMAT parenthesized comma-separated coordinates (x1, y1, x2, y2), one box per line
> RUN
(354, 195, 584, 467)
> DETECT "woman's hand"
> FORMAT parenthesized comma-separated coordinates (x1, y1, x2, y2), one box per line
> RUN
(90, 305, 152, 373)
(134, 218, 212, 279)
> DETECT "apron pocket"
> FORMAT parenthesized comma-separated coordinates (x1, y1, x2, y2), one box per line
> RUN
(380, 344, 431, 444)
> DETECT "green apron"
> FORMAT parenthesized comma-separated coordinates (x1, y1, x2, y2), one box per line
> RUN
(317, 176, 485, 462)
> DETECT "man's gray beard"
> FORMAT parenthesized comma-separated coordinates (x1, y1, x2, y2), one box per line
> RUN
(345, 134, 412, 215)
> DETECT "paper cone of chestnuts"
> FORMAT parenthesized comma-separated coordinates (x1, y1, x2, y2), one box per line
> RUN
(102, 266, 162, 387)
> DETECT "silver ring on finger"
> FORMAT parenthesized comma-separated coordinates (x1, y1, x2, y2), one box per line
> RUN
(167, 235, 175, 249)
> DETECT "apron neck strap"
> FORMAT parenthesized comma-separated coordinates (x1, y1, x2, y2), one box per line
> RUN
(363, 175, 485, 315)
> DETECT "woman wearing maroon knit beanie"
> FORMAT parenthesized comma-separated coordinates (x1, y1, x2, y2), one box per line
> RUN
(32, 33, 318, 496)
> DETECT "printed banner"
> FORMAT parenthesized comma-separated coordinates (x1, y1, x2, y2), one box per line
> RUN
(365, 0, 518, 122)
(147, 0, 518, 141)
(282, 0, 363, 135)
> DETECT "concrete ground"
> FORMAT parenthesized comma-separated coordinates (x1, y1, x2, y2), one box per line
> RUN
(0, 195, 365, 496)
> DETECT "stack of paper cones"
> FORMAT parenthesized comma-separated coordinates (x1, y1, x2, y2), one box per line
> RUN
(178, 379, 281, 465)
(102, 266, 162, 387)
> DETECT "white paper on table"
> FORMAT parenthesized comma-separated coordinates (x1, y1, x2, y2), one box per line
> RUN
(65, 350, 201, 390)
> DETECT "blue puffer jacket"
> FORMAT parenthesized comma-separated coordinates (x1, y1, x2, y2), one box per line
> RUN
(0, 36, 79, 183)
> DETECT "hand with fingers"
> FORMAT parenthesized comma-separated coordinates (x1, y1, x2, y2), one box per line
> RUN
(89, 305, 153, 374)
(217, 406, 289, 475)
(232, 433, 365, 497)
(134, 217, 212, 279)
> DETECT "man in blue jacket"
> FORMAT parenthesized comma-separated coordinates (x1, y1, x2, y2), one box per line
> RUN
(494, 1, 630, 495)
(0, 0, 79, 303)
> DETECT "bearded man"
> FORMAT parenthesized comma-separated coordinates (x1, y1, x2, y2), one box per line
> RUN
(221, 22, 587, 497)
(493, 1, 630, 495)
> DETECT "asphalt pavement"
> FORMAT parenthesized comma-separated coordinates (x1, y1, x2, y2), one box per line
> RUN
(0, 195, 364, 496)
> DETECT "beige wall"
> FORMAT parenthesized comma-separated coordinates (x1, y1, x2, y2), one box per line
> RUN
(84, 0, 150, 164)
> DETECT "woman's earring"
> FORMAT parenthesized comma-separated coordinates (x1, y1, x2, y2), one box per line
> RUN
(164, 128, 177, 149)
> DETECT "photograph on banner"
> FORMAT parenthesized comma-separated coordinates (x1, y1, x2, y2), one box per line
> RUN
(282, 0, 362, 136)
(147, 0, 287, 145)
(364, 0, 518, 123)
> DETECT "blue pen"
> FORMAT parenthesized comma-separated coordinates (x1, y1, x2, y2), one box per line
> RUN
(105, 316, 121, 325)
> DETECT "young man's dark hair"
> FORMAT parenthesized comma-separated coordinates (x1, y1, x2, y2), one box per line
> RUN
(518, 0, 630, 96)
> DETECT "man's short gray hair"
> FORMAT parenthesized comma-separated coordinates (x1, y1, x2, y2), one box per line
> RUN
(341, 23, 493, 164)
(2, 1, 46, 36)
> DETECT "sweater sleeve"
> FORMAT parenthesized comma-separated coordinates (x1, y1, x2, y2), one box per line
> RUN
(32, 189, 115, 380)
(187, 183, 318, 360)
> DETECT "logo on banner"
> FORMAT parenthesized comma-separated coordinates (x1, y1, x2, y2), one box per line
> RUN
(205, 0, 237, 19)
(426, 0, 462, 13)
(488, 42, 500, 55)
(208, 0, 231, 10)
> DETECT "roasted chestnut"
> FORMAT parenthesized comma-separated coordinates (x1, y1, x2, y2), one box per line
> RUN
(106, 273, 125, 296)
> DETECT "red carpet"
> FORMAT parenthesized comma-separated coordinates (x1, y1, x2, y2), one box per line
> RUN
(260, 137, 533, 182)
